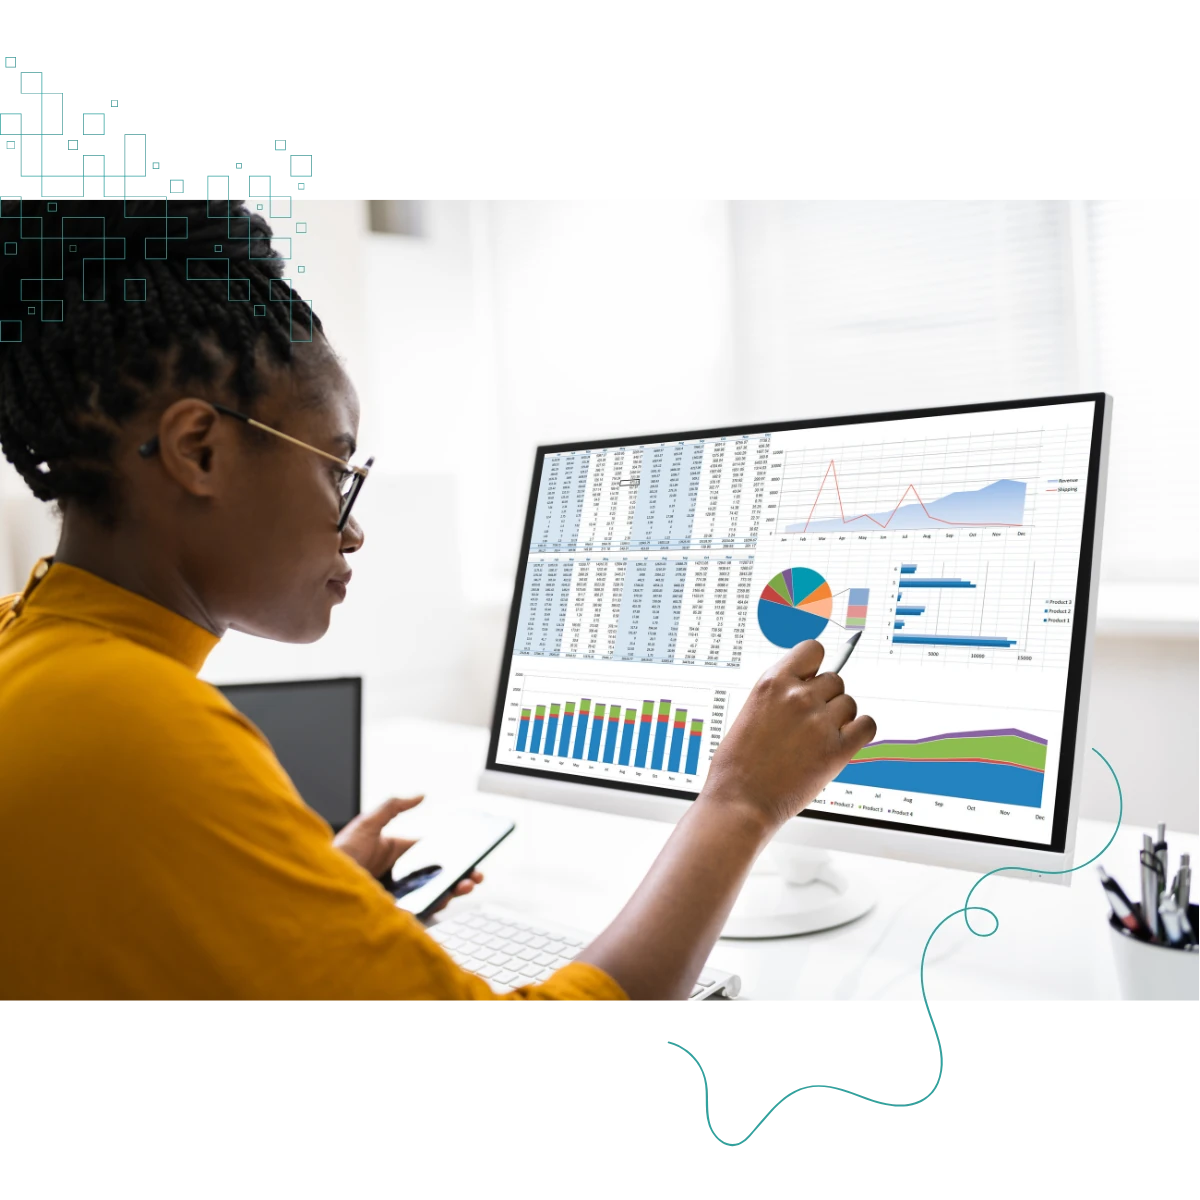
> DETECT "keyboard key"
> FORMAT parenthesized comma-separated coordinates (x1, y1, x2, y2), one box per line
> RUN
(697, 975, 715, 988)
(527, 936, 548, 950)
(517, 947, 539, 961)
(543, 941, 565, 956)
(691, 984, 704, 998)
(495, 970, 518, 986)
(462, 958, 485, 973)
(534, 952, 557, 967)
(478, 965, 501, 980)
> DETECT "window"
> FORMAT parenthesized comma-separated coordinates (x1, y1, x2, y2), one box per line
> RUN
(728, 200, 1199, 586)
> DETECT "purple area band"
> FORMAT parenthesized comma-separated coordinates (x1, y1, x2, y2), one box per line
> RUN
(863, 728, 1048, 747)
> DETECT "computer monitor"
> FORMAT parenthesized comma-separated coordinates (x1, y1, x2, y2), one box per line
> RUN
(218, 677, 362, 833)
(479, 393, 1111, 905)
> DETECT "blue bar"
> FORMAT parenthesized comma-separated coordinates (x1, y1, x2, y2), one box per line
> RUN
(545, 713, 560, 753)
(650, 702, 671, 771)
(572, 704, 591, 758)
(896, 606, 925, 615)
(684, 725, 702, 774)
(516, 715, 530, 752)
(900, 565, 917, 573)
(893, 620, 905, 629)
(619, 711, 637, 765)
(604, 712, 621, 763)
(587, 705, 606, 761)
(530, 712, 545, 753)
(901, 579, 976, 588)
(667, 711, 687, 773)
(634, 705, 654, 768)
(893, 634, 1016, 647)
(557, 709, 575, 757)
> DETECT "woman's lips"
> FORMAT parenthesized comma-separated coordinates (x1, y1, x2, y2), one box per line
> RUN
(327, 571, 351, 601)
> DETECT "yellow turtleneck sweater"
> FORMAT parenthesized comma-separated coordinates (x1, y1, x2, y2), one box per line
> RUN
(0, 559, 625, 1000)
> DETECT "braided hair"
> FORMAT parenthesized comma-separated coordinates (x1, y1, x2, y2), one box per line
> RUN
(0, 199, 324, 523)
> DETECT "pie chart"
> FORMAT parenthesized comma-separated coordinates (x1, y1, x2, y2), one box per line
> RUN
(757, 567, 833, 648)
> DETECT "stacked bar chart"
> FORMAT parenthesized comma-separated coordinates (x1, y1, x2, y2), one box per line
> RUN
(514, 688, 707, 776)
(835, 728, 1047, 807)
(891, 562, 1016, 648)
(846, 588, 869, 629)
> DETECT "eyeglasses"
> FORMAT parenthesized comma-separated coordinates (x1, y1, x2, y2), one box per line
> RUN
(138, 401, 373, 532)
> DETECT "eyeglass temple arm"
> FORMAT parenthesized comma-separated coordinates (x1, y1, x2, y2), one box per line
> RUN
(138, 402, 370, 477)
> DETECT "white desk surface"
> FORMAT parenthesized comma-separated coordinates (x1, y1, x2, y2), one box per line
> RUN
(365, 716, 1197, 1001)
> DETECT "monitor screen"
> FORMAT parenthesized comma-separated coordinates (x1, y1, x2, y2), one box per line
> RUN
(218, 677, 362, 832)
(487, 394, 1107, 854)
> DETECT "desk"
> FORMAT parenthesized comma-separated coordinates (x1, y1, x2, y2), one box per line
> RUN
(365, 716, 1197, 1000)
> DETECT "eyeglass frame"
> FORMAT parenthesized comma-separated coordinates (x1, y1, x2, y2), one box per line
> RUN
(137, 400, 373, 532)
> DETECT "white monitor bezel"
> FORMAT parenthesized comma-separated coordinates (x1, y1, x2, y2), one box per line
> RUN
(480, 392, 1112, 880)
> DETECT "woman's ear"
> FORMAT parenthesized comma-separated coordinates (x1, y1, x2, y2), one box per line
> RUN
(154, 399, 225, 498)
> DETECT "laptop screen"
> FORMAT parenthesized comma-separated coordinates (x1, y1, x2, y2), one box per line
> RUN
(218, 677, 362, 832)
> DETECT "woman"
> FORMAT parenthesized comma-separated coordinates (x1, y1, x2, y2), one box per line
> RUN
(0, 199, 875, 999)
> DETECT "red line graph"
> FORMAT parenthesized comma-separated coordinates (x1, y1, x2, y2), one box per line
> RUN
(798, 460, 1023, 533)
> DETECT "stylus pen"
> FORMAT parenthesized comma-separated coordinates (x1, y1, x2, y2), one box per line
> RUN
(1154, 823, 1168, 907)
(1141, 835, 1161, 941)
(822, 629, 862, 675)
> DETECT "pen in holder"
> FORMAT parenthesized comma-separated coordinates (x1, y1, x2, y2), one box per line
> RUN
(1108, 903, 1199, 1000)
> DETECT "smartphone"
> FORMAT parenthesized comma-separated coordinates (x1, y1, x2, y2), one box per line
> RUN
(390, 811, 515, 920)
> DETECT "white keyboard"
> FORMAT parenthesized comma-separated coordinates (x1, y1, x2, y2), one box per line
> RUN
(425, 904, 741, 999)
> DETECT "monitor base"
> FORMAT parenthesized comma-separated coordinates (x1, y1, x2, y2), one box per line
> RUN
(721, 844, 875, 939)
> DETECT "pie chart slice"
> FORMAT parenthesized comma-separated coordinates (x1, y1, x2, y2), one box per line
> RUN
(757, 567, 832, 648)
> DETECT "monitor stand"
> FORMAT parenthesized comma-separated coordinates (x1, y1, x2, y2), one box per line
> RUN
(721, 844, 875, 939)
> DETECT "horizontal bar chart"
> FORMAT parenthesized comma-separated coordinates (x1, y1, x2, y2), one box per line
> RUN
(893, 634, 1017, 647)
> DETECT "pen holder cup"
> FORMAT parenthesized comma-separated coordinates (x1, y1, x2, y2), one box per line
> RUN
(1108, 905, 1199, 1000)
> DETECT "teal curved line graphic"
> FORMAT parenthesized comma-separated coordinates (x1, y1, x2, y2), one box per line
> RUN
(669, 747, 1124, 1146)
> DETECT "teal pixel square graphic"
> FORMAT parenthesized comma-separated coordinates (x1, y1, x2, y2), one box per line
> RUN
(249, 175, 271, 197)
(68, 244, 76, 253)
(254, 304, 266, 315)
(20, 72, 42, 94)
(47, 202, 56, 211)
(4, 242, 16, 254)
(270, 197, 292, 219)
(275, 139, 286, 150)
(124, 279, 148, 301)
(110, 99, 118, 107)
(27, 306, 35, 314)
(297, 182, 305, 190)
(82, 113, 104, 135)
(68, 138, 78, 150)
(170, 179, 183, 193)
(0, 321, 22, 342)
(297, 265, 305, 273)
(1, 115, 21, 136)
(214, 244, 222, 253)
(152, 161, 159, 169)
(3, 58, 14, 68)
(296, 222, 307, 233)
(289, 154, 312, 177)
(4, 141, 13, 150)
(235, 162, 242, 169)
